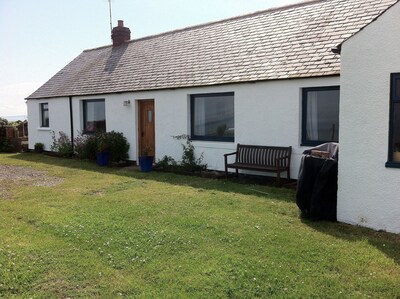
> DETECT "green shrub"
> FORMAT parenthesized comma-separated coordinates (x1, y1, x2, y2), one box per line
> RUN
(172, 134, 207, 172)
(34, 142, 44, 153)
(104, 131, 130, 162)
(155, 155, 178, 170)
(0, 125, 15, 153)
(73, 131, 129, 163)
(74, 133, 98, 160)
(0, 137, 14, 153)
(51, 131, 73, 157)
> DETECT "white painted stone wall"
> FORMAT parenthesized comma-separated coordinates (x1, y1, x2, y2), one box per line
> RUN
(27, 76, 339, 178)
(339, 2, 400, 234)
(27, 97, 70, 151)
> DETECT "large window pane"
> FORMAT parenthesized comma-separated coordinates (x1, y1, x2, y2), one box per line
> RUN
(191, 93, 234, 141)
(83, 100, 106, 133)
(302, 87, 340, 145)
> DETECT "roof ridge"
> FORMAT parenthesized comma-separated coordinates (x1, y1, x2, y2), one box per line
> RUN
(83, 0, 324, 53)
(130, 0, 324, 42)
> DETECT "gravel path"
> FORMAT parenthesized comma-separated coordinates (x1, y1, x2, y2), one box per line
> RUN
(0, 165, 63, 199)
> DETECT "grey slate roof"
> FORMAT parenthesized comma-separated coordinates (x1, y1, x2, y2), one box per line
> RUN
(28, 0, 399, 99)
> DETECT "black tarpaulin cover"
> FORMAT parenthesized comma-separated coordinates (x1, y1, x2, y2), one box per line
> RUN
(296, 143, 339, 221)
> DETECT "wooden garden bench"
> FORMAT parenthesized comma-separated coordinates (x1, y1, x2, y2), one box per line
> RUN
(224, 144, 292, 185)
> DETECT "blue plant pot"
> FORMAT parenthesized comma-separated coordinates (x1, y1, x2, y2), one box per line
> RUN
(96, 152, 110, 166)
(139, 156, 154, 172)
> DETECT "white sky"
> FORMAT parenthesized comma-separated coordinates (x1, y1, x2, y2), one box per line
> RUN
(0, 0, 302, 118)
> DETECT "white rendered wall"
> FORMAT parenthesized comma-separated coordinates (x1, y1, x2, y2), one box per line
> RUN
(73, 94, 137, 160)
(339, 2, 400, 234)
(27, 97, 71, 151)
(27, 76, 339, 178)
(123, 77, 339, 175)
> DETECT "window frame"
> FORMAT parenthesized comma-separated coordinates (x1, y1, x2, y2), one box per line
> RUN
(40, 102, 49, 128)
(301, 86, 340, 146)
(386, 73, 400, 168)
(190, 92, 235, 142)
(82, 99, 106, 134)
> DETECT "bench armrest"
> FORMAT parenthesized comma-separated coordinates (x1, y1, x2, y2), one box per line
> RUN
(224, 151, 237, 166)
(224, 151, 237, 157)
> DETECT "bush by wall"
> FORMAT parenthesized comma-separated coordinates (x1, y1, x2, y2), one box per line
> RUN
(51, 131, 74, 157)
(74, 134, 98, 160)
(155, 135, 207, 172)
(74, 131, 130, 163)
(105, 131, 130, 162)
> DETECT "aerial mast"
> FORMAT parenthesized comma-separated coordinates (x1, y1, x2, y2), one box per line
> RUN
(108, 0, 113, 39)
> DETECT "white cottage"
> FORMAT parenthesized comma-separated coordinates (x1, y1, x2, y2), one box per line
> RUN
(26, 0, 399, 232)
(338, 0, 400, 233)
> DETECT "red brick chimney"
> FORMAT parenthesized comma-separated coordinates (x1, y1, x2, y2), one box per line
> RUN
(111, 20, 131, 47)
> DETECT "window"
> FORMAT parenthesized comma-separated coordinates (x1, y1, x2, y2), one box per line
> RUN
(40, 103, 49, 127)
(386, 73, 400, 167)
(302, 86, 340, 146)
(190, 92, 234, 142)
(83, 99, 106, 133)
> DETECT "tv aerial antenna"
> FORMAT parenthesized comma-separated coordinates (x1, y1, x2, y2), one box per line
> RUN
(108, 0, 113, 37)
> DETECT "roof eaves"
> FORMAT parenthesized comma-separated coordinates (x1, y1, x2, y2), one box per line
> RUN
(25, 73, 340, 100)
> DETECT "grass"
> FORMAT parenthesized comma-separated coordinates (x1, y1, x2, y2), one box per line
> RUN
(0, 153, 399, 298)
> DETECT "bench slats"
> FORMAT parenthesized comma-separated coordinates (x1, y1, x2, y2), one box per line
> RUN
(237, 145, 290, 167)
(224, 144, 292, 185)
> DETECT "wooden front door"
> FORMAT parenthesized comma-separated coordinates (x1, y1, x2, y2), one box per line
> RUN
(138, 100, 155, 158)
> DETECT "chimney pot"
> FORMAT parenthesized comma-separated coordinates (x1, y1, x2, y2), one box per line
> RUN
(111, 20, 131, 47)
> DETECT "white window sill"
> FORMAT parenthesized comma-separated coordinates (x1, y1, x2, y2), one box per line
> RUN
(37, 127, 51, 131)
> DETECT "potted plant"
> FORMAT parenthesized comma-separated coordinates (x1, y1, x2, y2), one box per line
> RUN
(96, 135, 111, 166)
(139, 146, 154, 172)
(34, 142, 44, 153)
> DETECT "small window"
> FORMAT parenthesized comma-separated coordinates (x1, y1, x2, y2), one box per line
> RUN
(386, 73, 400, 167)
(83, 99, 106, 133)
(190, 92, 234, 142)
(302, 86, 340, 146)
(40, 103, 49, 127)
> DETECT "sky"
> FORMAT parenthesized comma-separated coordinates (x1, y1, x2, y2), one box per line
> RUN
(0, 0, 302, 119)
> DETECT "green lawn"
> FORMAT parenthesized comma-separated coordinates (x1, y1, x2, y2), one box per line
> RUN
(0, 153, 399, 298)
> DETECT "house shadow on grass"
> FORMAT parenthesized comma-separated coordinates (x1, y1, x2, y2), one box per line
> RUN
(8, 153, 295, 203)
(8, 153, 400, 264)
(301, 216, 400, 265)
